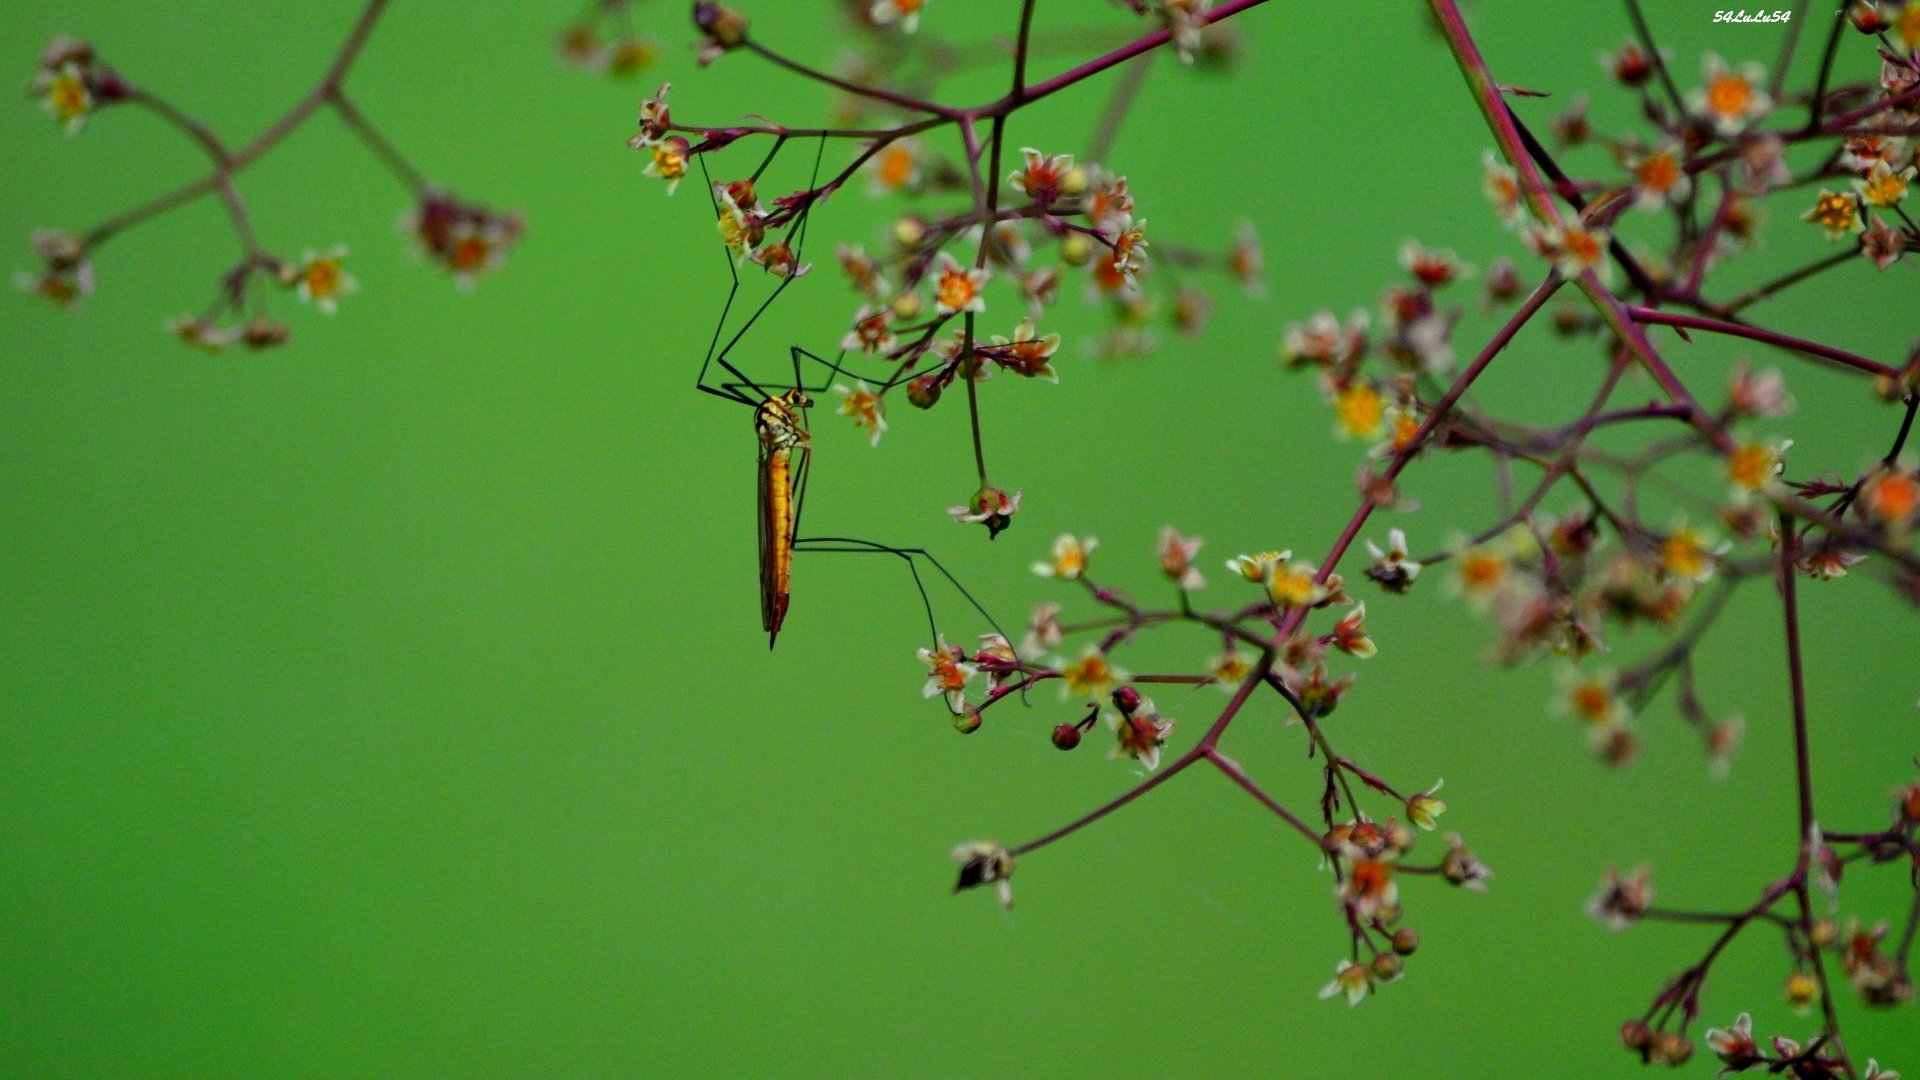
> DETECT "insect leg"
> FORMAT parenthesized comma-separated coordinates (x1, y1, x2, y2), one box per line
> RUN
(791, 535, 1012, 652)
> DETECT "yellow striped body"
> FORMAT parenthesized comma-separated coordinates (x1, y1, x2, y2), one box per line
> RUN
(755, 389, 810, 647)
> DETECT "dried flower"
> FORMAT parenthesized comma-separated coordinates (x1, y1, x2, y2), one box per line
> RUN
(1107, 697, 1174, 770)
(1588, 866, 1654, 931)
(1157, 527, 1205, 590)
(951, 841, 1015, 907)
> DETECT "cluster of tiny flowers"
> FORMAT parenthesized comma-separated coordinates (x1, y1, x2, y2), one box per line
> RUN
(1315, 818, 1490, 1007)
(29, 35, 125, 135)
(1591, 29, 1920, 271)
(153, 246, 357, 355)
(401, 189, 525, 290)
(1697, 1012, 1901, 1079)
(13, 229, 93, 309)
(556, 0, 661, 78)
(1281, 241, 1493, 461)
(20, 31, 522, 349)
(1801, 20, 1920, 269)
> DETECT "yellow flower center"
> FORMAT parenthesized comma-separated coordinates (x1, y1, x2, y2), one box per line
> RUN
(1861, 170, 1908, 207)
(1214, 653, 1250, 683)
(609, 40, 657, 74)
(1900, 2, 1920, 48)
(1727, 443, 1776, 489)
(1063, 655, 1112, 695)
(1811, 193, 1857, 231)
(1270, 566, 1319, 607)
(50, 73, 89, 121)
(1334, 384, 1385, 439)
(653, 145, 686, 179)
(1661, 531, 1708, 579)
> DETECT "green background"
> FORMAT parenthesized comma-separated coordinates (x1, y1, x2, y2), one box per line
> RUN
(3, 1, 1915, 1076)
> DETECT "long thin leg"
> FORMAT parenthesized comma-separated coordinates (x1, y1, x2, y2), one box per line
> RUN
(792, 536, 1012, 651)
(695, 137, 837, 406)
(788, 345, 887, 394)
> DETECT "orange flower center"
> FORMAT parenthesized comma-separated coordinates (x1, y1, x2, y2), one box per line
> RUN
(304, 259, 342, 298)
(1563, 228, 1603, 267)
(1899, 4, 1920, 47)
(1572, 684, 1613, 723)
(449, 235, 492, 271)
(1348, 859, 1393, 899)
(1460, 552, 1504, 590)
(1707, 74, 1752, 119)
(1866, 472, 1919, 522)
(931, 658, 966, 692)
(1637, 153, 1680, 194)
(936, 269, 977, 309)
(876, 146, 915, 190)
(1065, 656, 1110, 693)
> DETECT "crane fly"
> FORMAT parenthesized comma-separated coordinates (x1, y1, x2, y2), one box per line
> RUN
(688, 135, 1009, 657)
(755, 387, 811, 648)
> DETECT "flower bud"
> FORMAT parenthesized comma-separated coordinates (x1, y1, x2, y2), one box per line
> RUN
(889, 291, 923, 320)
(1391, 928, 1419, 955)
(1059, 232, 1093, 266)
(240, 316, 290, 350)
(952, 709, 983, 734)
(1848, 1, 1890, 32)
(1383, 818, 1415, 854)
(1785, 971, 1819, 1007)
(905, 373, 943, 409)
(1369, 952, 1402, 981)
(892, 215, 926, 247)
(1110, 686, 1142, 715)
(1810, 916, 1839, 948)
(1655, 1033, 1692, 1067)
(693, 2, 750, 46)
(1058, 166, 1089, 198)
(1050, 722, 1082, 750)
(1619, 1020, 1653, 1053)
(1609, 44, 1652, 87)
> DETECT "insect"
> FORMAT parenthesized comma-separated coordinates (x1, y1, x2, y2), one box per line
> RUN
(690, 139, 1006, 656)
(755, 385, 811, 647)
